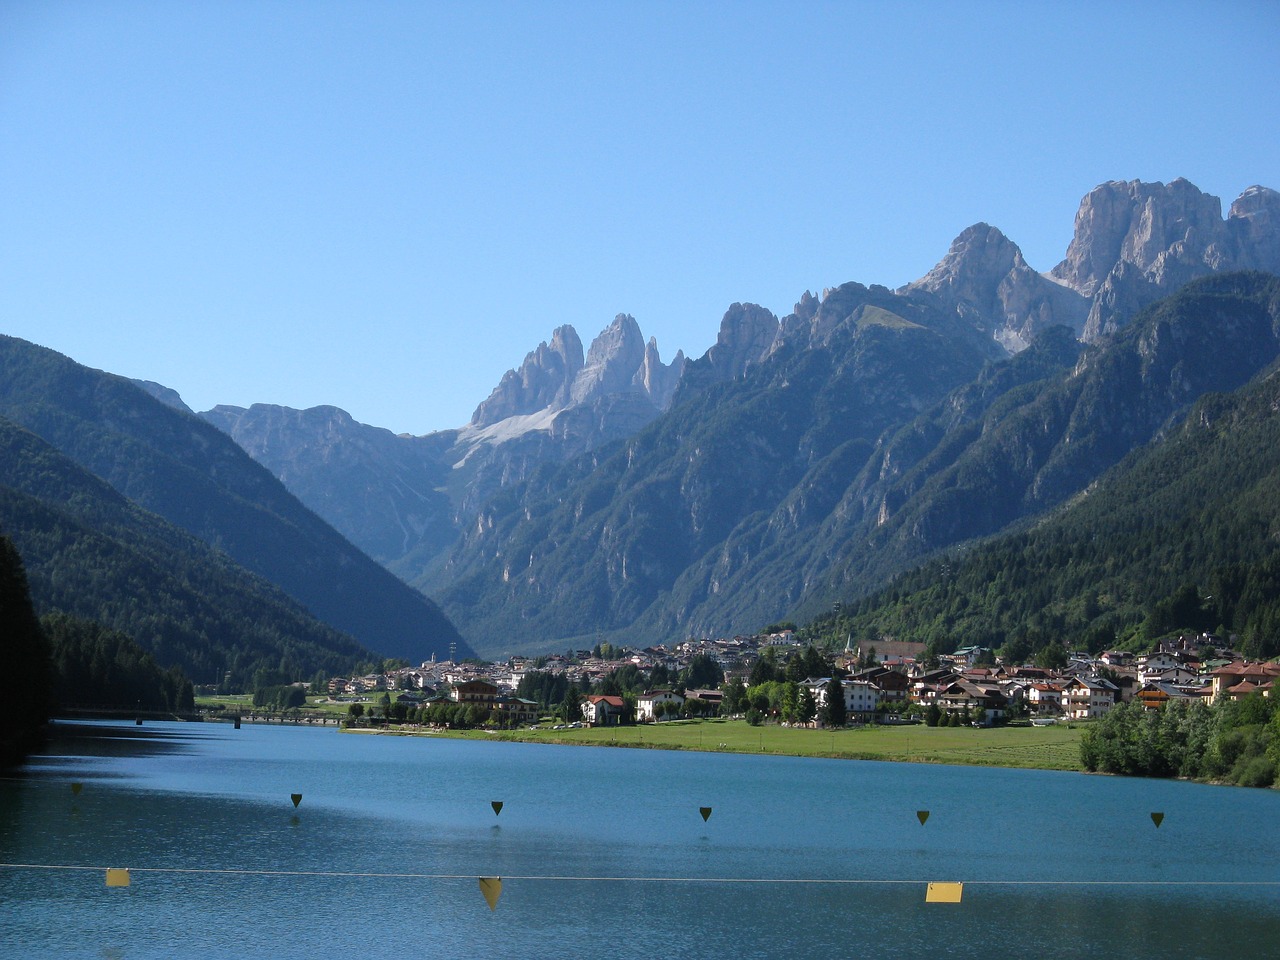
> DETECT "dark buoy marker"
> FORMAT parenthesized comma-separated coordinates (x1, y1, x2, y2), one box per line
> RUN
(699, 806, 712, 822)
(291, 793, 303, 809)
(491, 801, 503, 816)
(917, 810, 930, 826)
(478, 876, 502, 910)
(1150, 812, 1164, 828)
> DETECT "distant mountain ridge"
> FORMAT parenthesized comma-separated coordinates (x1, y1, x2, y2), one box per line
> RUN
(155, 179, 1280, 655)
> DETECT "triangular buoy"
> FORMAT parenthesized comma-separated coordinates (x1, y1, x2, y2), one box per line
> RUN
(105, 868, 130, 888)
(1151, 812, 1164, 828)
(478, 876, 502, 910)
(291, 793, 302, 808)
(699, 806, 712, 822)
(916, 810, 930, 826)
(491, 801, 503, 816)
(70, 782, 83, 796)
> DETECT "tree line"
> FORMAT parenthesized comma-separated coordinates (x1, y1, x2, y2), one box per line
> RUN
(1, 534, 196, 767)
(1080, 693, 1278, 788)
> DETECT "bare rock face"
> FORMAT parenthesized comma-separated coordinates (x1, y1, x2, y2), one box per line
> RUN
(907, 179, 1280, 348)
(637, 337, 686, 409)
(1049, 179, 1280, 340)
(1228, 185, 1280, 271)
(570, 314, 648, 405)
(470, 325, 584, 427)
(1051, 179, 1227, 296)
(905, 223, 1087, 350)
(702, 302, 779, 379)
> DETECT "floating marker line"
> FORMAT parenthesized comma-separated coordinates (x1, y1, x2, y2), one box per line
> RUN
(0, 863, 1276, 887)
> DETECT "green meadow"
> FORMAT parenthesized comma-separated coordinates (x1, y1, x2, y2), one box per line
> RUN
(410, 719, 1086, 772)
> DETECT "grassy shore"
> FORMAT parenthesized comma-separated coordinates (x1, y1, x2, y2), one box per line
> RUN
(390, 718, 1086, 772)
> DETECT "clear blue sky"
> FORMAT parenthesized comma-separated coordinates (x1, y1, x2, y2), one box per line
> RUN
(2, 0, 1277, 434)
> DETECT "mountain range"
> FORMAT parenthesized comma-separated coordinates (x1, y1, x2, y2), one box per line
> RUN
(187, 179, 1280, 656)
(4, 178, 1278, 668)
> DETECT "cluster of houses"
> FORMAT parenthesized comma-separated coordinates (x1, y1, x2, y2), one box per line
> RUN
(833, 635, 1279, 725)
(325, 632, 1278, 728)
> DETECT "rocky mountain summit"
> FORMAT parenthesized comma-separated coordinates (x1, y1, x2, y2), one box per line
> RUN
(190, 177, 1280, 656)
(903, 178, 1280, 350)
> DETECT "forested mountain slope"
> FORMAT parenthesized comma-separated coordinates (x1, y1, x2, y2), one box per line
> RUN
(0, 336, 469, 663)
(817, 349, 1280, 659)
(0, 414, 374, 686)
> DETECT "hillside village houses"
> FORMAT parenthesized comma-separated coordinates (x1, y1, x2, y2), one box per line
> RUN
(325, 630, 1274, 727)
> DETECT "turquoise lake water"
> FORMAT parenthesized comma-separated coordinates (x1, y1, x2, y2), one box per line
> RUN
(1, 720, 1277, 959)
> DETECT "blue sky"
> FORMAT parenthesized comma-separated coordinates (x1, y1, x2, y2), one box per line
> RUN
(2, 0, 1277, 434)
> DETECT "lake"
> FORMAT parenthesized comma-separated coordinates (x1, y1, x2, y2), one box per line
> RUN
(2, 720, 1277, 959)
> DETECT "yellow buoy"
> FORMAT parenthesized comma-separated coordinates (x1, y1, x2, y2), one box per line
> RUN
(70, 783, 83, 796)
(105, 868, 130, 888)
(291, 793, 302, 808)
(699, 806, 712, 822)
(478, 876, 502, 910)
(925, 881, 962, 903)
(491, 801, 503, 816)
(916, 810, 930, 826)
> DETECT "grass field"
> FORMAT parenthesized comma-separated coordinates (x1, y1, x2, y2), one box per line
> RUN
(414, 719, 1086, 772)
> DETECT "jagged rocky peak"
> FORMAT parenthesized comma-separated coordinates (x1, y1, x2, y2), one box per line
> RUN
(702, 302, 779, 380)
(771, 283, 876, 354)
(470, 325, 585, 427)
(1052, 178, 1280, 340)
(1228, 185, 1280, 270)
(915, 223, 1025, 290)
(1053, 179, 1229, 296)
(905, 223, 1088, 350)
(469, 312, 686, 435)
(636, 337, 686, 410)
(570, 313, 648, 405)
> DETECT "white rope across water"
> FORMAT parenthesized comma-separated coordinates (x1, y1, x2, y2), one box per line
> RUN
(1, 863, 1277, 886)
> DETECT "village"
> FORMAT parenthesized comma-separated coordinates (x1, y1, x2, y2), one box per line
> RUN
(320, 630, 1280, 729)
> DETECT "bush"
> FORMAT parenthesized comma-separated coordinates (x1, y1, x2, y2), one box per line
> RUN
(1233, 755, 1276, 788)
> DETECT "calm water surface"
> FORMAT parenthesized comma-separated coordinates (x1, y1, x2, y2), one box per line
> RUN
(1, 720, 1277, 959)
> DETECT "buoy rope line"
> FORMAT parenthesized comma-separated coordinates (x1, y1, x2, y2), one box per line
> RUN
(0, 863, 1275, 886)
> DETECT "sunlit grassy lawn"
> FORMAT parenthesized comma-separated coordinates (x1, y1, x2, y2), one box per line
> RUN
(444, 719, 1085, 772)
(196, 694, 351, 718)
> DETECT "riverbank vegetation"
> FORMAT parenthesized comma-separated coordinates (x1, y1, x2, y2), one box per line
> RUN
(1080, 692, 1278, 787)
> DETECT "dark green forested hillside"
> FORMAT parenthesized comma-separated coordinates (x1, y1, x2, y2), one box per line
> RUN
(0, 335, 469, 663)
(811, 361, 1280, 658)
(0, 535, 51, 766)
(0, 415, 374, 687)
(43, 613, 195, 713)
